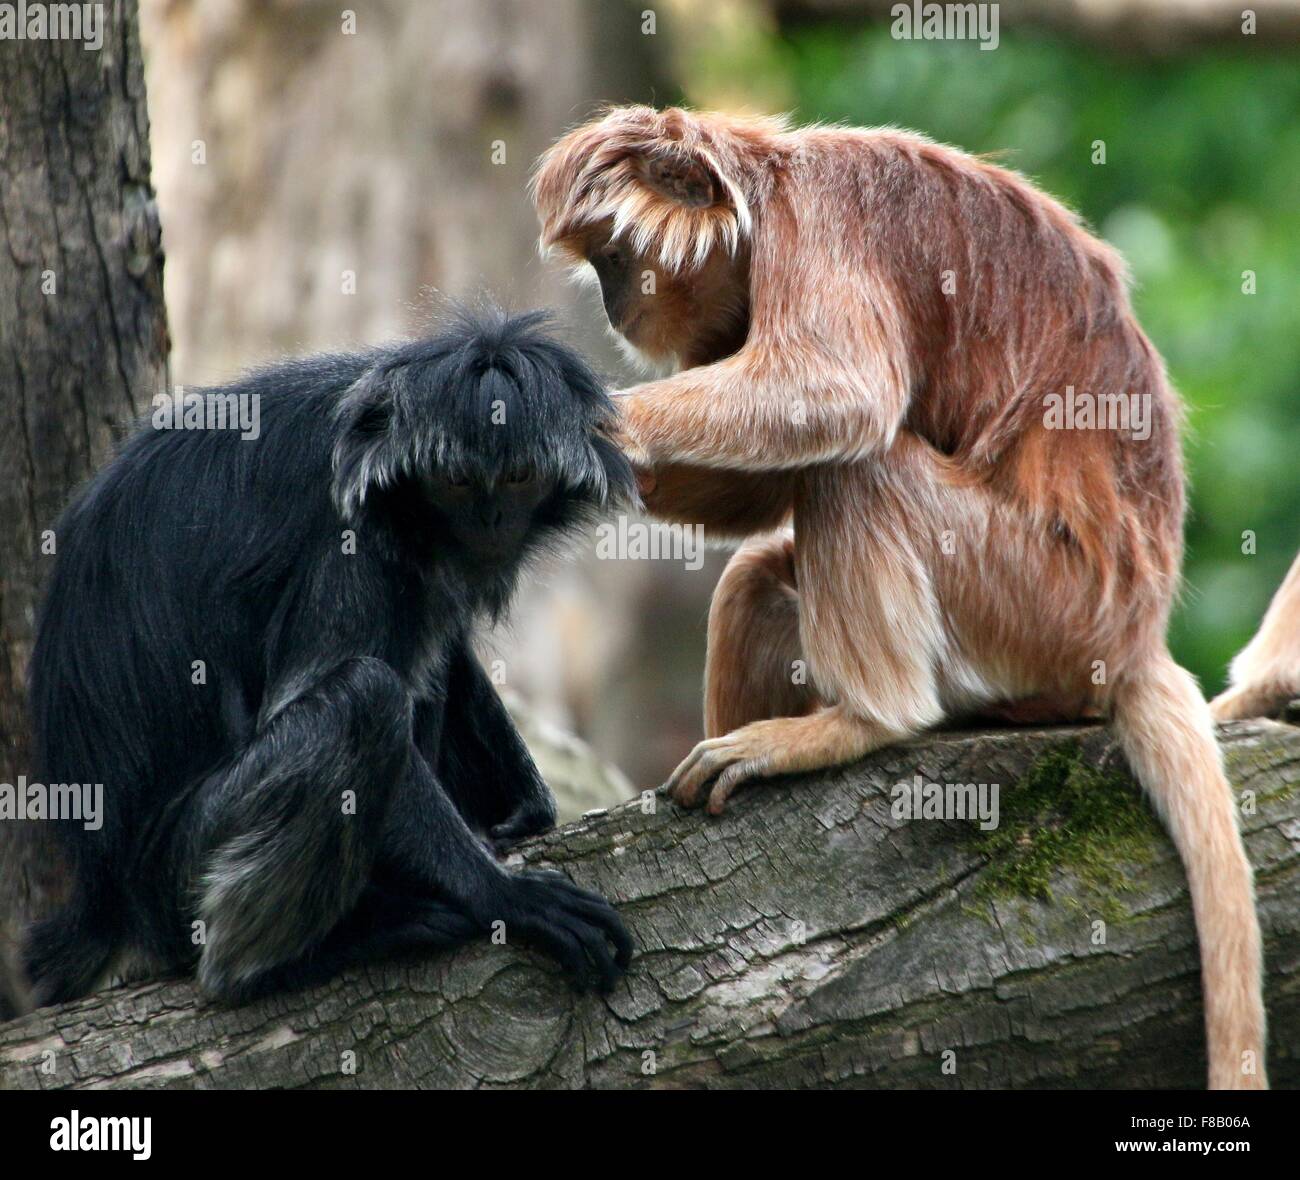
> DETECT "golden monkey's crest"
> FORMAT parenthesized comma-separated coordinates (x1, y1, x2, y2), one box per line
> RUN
(531, 106, 782, 274)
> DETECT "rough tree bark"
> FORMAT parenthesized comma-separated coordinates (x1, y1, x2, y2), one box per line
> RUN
(0, 0, 170, 1017)
(1, 720, 1295, 1090)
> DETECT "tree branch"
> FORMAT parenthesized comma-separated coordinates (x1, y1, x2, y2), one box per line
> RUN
(1, 720, 1296, 1090)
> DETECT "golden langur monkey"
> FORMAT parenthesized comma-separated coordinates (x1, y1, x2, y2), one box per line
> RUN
(533, 106, 1266, 1089)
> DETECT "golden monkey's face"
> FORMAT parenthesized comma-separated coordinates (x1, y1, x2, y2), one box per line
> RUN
(578, 223, 750, 371)
(586, 236, 643, 338)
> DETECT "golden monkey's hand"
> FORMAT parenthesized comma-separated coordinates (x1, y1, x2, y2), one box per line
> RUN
(609, 391, 653, 469)
(609, 391, 657, 496)
(611, 390, 794, 533)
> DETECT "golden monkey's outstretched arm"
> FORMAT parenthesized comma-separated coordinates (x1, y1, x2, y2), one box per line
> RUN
(615, 344, 909, 473)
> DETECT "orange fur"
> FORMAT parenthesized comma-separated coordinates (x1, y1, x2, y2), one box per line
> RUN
(534, 106, 1266, 1089)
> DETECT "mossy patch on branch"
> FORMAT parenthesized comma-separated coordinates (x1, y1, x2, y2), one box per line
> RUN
(965, 741, 1163, 920)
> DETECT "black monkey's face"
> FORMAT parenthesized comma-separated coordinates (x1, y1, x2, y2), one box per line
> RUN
(424, 469, 556, 565)
(331, 309, 635, 571)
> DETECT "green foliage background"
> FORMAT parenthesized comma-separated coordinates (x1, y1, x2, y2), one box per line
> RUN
(686, 21, 1300, 694)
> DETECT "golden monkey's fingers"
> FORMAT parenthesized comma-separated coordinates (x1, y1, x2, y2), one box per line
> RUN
(600, 406, 656, 496)
(668, 710, 894, 815)
(609, 392, 653, 469)
(664, 738, 719, 806)
(706, 761, 767, 815)
(606, 395, 659, 496)
(665, 729, 773, 814)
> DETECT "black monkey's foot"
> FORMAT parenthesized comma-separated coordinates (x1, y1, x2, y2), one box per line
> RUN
(199, 893, 482, 1004)
(357, 897, 482, 961)
(489, 869, 633, 992)
(489, 800, 558, 853)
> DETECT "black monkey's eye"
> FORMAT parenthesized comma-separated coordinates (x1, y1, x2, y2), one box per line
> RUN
(505, 466, 532, 485)
(447, 473, 471, 488)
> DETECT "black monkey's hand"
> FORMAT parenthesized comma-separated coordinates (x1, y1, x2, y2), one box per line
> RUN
(489, 869, 633, 992)
(490, 797, 557, 853)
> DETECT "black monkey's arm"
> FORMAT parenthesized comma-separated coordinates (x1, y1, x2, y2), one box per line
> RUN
(431, 643, 557, 849)
(379, 734, 630, 990)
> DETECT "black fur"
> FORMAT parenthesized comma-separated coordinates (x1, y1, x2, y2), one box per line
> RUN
(25, 307, 636, 1004)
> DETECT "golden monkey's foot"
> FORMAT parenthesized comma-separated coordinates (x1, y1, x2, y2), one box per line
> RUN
(664, 724, 778, 815)
(665, 709, 892, 816)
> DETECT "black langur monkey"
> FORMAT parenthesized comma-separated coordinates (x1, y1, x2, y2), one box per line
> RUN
(25, 308, 635, 1005)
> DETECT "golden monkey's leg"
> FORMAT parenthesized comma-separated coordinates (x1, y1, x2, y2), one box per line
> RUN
(672, 444, 953, 814)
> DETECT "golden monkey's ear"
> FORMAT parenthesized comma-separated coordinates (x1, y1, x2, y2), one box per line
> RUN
(637, 151, 721, 209)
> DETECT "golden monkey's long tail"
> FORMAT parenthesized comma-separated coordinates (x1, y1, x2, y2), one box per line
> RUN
(1111, 649, 1267, 1089)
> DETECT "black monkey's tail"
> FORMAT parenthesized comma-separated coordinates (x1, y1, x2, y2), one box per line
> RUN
(24, 893, 119, 1006)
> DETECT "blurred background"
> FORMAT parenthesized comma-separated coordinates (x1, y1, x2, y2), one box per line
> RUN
(138, 0, 1300, 795)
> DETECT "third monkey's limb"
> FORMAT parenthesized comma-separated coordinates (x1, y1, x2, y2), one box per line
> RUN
(1211, 550, 1300, 721)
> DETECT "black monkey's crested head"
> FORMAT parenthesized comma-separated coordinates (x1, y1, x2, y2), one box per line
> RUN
(331, 307, 634, 527)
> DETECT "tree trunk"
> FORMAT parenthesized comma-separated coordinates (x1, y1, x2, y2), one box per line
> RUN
(0, 0, 170, 1017)
(2, 720, 1295, 1090)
